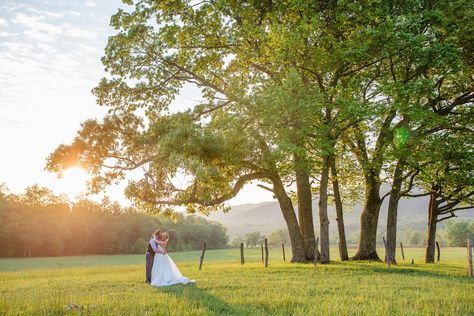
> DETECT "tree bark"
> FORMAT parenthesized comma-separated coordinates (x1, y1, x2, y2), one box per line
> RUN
(318, 156, 331, 264)
(258, 139, 307, 262)
(352, 175, 382, 261)
(330, 155, 348, 261)
(350, 111, 395, 261)
(386, 160, 404, 265)
(294, 154, 316, 261)
(271, 174, 307, 262)
(425, 193, 439, 263)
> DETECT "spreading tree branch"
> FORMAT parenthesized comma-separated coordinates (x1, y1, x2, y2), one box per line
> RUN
(142, 171, 270, 207)
(257, 184, 275, 193)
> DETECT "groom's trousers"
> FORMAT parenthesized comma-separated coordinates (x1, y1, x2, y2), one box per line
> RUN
(146, 252, 154, 282)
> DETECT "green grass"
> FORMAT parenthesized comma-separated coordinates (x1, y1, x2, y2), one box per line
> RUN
(0, 248, 273, 272)
(0, 247, 473, 315)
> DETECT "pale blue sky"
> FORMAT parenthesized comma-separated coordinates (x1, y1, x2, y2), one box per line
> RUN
(0, 0, 273, 206)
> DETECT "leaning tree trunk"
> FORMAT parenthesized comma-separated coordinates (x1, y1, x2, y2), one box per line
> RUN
(425, 193, 439, 263)
(386, 160, 404, 264)
(318, 156, 331, 264)
(330, 156, 348, 261)
(271, 174, 307, 262)
(352, 176, 382, 261)
(295, 154, 316, 261)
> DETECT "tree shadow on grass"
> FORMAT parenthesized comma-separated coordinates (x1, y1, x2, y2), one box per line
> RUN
(157, 284, 249, 316)
(317, 259, 471, 281)
(350, 262, 472, 281)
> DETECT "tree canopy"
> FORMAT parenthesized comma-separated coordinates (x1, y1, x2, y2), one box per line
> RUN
(47, 0, 474, 263)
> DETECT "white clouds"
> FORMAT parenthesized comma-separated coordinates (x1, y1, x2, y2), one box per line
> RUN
(24, 28, 57, 42)
(0, 19, 16, 37)
(1, 41, 36, 56)
(0, 8, 104, 134)
(26, 7, 66, 18)
(13, 13, 63, 42)
(0, 18, 8, 28)
(14, 13, 47, 30)
(62, 23, 97, 40)
(0, 3, 27, 13)
(85, 1, 97, 7)
(0, 0, 139, 205)
(78, 43, 100, 54)
(0, 31, 18, 37)
(36, 42, 57, 54)
(25, 7, 81, 19)
(68, 10, 81, 17)
(12, 12, 97, 43)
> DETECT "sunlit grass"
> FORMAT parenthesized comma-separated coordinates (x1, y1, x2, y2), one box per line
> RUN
(0, 247, 472, 315)
(0, 246, 465, 272)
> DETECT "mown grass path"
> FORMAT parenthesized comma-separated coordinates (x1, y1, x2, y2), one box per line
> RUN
(1, 248, 472, 315)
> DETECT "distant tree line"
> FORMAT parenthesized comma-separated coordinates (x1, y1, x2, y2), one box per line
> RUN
(0, 184, 228, 258)
(443, 220, 474, 247)
(231, 229, 291, 248)
(234, 222, 474, 249)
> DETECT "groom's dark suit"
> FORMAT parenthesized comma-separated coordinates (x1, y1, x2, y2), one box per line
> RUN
(145, 238, 158, 283)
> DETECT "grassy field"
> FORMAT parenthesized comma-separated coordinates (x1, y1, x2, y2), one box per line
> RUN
(0, 247, 473, 315)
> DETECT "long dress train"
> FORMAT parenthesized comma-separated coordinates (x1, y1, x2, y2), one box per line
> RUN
(150, 245, 195, 287)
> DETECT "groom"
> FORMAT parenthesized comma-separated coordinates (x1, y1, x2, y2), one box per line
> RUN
(146, 229, 166, 283)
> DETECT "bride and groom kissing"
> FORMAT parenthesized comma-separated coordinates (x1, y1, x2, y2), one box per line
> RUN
(145, 229, 195, 287)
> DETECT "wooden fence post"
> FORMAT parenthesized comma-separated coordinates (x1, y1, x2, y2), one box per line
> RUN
(264, 238, 269, 268)
(436, 241, 441, 262)
(382, 237, 391, 269)
(261, 243, 264, 264)
(468, 239, 473, 277)
(199, 242, 206, 270)
(400, 242, 405, 261)
(282, 243, 286, 261)
(240, 243, 245, 265)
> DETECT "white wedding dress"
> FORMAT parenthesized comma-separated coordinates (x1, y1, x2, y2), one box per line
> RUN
(150, 244, 195, 287)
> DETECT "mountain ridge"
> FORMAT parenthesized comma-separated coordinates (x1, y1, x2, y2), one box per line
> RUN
(205, 196, 474, 240)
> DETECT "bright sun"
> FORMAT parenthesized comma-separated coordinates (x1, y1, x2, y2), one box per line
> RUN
(59, 167, 89, 199)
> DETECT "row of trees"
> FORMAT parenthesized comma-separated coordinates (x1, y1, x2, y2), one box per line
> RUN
(47, 0, 473, 263)
(444, 220, 474, 247)
(235, 221, 474, 250)
(0, 185, 228, 257)
(231, 229, 291, 248)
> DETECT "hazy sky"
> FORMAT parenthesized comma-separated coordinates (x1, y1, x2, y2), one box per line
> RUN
(0, 0, 273, 206)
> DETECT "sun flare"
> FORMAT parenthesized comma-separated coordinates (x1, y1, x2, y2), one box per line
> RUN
(59, 167, 89, 199)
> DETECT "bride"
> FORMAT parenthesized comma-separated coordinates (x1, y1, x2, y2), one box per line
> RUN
(150, 232, 195, 287)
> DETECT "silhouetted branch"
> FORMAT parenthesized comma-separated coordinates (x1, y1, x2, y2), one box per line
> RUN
(143, 171, 271, 207)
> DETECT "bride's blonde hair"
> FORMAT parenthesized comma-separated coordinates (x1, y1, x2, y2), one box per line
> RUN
(162, 232, 169, 241)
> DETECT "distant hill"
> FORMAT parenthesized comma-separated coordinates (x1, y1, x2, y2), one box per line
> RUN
(206, 196, 474, 240)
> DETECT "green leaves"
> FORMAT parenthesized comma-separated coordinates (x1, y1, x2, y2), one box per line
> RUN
(47, 0, 473, 219)
(394, 127, 410, 150)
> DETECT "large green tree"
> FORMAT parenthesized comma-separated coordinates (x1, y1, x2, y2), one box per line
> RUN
(343, 0, 474, 261)
(47, 0, 386, 262)
(408, 131, 474, 263)
(46, 0, 474, 264)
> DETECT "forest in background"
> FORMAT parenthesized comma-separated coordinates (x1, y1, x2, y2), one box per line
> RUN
(0, 184, 228, 257)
